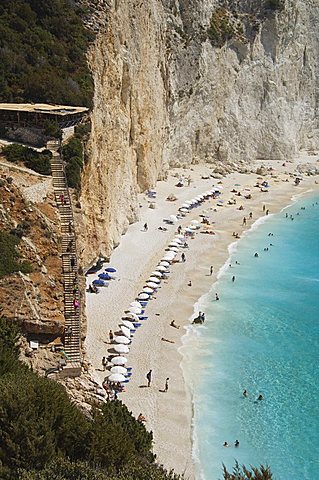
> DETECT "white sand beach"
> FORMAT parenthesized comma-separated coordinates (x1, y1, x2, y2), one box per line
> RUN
(85, 156, 319, 479)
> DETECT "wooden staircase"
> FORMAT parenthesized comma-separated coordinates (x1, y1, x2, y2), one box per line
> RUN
(48, 140, 81, 376)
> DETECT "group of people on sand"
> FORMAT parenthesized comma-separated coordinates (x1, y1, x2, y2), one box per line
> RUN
(102, 379, 125, 401)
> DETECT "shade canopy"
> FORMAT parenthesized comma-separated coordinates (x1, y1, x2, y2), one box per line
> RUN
(156, 265, 167, 272)
(146, 282, 159, 289)
(181, 203, 190, 208)
(121, 326, 131, 338)
(191, 219, 200, 225)
(143, 287, 154, 294)
(110, 366, 127, 374)
(92, 279, 108, 286)
(121, 320, 135, 329)
(176, 234, 185, 239)
(114, 344, 129, 354)
(114, 336, 130, 344)
(128, 306, 142, 314)
(137, 293, 150, 300)
(151, 270, 163, 277)
(105, 267, 117, 272)
(98, 273, 112, 280)
(111, 356, 128, 365)
(168, 247, 179, 252)
(173, 238, 183, 244)
(159, 261, 170, 268)
(108, 373, 126, 382)
(130, 301, 142, 308)
(148, 276, 161, 283)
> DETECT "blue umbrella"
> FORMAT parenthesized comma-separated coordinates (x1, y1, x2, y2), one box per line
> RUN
(98, 273, 112, 280)
(93, 279, 108, 286)
(105, 267, 117, 272)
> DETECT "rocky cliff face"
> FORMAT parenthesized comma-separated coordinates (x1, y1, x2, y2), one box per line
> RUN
(79, 0, 319, 264)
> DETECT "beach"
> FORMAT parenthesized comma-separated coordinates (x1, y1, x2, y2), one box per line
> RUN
(84, 155, 319, 479)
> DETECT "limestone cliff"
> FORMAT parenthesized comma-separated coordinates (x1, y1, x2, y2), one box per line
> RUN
(79, 0, 319, 264)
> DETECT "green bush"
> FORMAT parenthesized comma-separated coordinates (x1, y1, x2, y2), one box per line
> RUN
(0, 1, 94, 106)
(2, 144, 52, 175)
(222, 461, 273, 479)
(0, 230, 32, 278)
(207, 8, 235, 47)
(265, 0, 284, 11)
(63, 138, 83, 189)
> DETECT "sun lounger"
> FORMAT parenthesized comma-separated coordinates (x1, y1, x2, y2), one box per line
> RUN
(139, 316, 148, 320)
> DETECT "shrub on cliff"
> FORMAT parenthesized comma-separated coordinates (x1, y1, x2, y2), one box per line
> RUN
(265, 0, 284, 12)
(0, 319, 181, 480)
(207, 8, 235, 47)
(62, 137, 84, 190)
(0, 230, 33, 278)
(0, 0, 94, 106)
(2, 144, 52, 175)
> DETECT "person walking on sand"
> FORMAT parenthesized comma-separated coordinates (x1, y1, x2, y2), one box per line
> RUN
(143, 223, 148, 231)
(164, 377, 169, 392)
(102, 356, 107, 371)
(210, 265, 214, 275)
(181, 253, 186, 262)
(109, 330, 114, 343)
(242, 217, 247, 226)
(146, 369, 152, 387)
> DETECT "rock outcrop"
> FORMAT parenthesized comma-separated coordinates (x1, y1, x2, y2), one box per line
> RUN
(78, 0, 319, 264)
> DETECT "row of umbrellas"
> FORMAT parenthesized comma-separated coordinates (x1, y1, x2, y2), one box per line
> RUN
(107, 185, 223, 380)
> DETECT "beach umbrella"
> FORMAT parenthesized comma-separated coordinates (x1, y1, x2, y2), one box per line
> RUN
(114, 336, 130, 344)
(181, 203, 190, 208)
(126, 312, 139, 321)
(148, 277, 161, 283)
(191, 219, 200, 225)
(110, 366, 127, 374)
(105, 267, 117, 272)
(151, 271, 163, 277)
(173, 238, 183, 244)
(146, 282, 159, 289)
(108, 373, 126, 382)
(92, 279, 108, 286)
(169, 214, 178, 223)
(162, 256, 174, 262)
(159, 261, 170, 267)
(168, 247, 179, 252)
(176, 234, 185, 239)
(179, 208, 189, 213)
(121, 320, 135, 329)
(114, 344, 130, 354)
(121, 326, 131, 338)
(130, 301, 142, 308)
(128, 306, 142, 314)
(137, 293, 149, 300)
(111, 356, 128, 365)
(184, 200, 192, 205)
(163, 251, 176, 258)
(156, 265, 167, 272)
(169, 241, 180, 247)
(98, 273, 112, 280)
(143, 287, 154, 294)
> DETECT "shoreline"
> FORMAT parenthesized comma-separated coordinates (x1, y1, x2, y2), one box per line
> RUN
(84, 157, 319, 480)
(181, 185, 319, 479)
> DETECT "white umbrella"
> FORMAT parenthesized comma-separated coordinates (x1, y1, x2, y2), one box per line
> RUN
(168, 247, 179, 252)
(159, 261, 170, 267)
(191, 220, 200, 225)
(188, 224, 197, 230)
(130, 301, 142, 308)
(110, 366, 127, 374)
(111, 356, 128, 365)
(126, 312, 139, 321)
(173, 238, 183, 244)
(121, 326, 131, 338)
(156, 265, 167, 272)
(137, 293, 149, 300)
(148, 277, 161, 283)
(146, 282, 159, 289)
(179, 208, 189, 213)
(128, 306, 142, 314)
(108, 373, 126, 382)
(143, 287, 154, 294)
(163, 254, 175, 261)
(114, 336, 130, 344)
(114, 344, 129, 354)
(185, 200, 192, 205)
(151, 270, 163, 277)
(176, 234, 185, 239)
(169, 214, 178, 222)
(122, 320, 135, 329)
(169, 241, 180, 247)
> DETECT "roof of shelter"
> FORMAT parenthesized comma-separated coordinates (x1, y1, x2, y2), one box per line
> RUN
(0, 103, 88, 116)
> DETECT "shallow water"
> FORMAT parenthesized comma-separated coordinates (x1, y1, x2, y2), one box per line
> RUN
(183, 194, 319, 479)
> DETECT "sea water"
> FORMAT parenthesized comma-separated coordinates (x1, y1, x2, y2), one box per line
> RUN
(182, 194, 319, 480)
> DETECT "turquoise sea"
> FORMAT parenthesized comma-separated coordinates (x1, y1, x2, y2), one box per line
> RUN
(182, 193, 319, 480)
